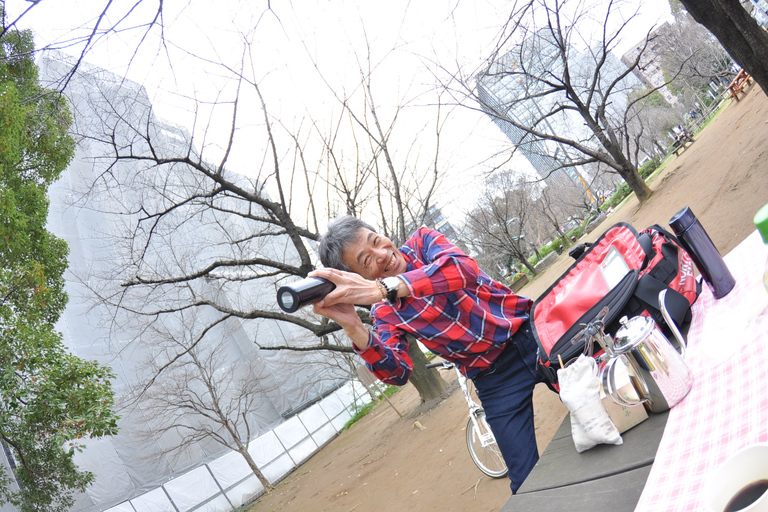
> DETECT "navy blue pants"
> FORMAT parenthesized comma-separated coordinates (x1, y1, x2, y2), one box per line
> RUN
(472, 321, 543, 494)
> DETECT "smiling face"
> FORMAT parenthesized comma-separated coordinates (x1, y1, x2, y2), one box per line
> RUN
(341, 228, 407, 280)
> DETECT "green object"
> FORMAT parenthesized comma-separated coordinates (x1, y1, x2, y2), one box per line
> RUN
(754, 203, 768, 244)
(0, 24, 119, 512)
(754, 203, 768, 293)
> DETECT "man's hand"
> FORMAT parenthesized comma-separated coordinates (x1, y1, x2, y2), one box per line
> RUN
(309, 268, 382, 307)
(312, 301, 370, 351)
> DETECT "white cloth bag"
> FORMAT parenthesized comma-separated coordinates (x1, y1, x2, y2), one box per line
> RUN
(558, 354, 623, 453)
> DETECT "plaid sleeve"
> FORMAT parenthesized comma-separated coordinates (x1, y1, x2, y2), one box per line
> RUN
(399, 227, 479, 299)
(353, 312, 412, 386)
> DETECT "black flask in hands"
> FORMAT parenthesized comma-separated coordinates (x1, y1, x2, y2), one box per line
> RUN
(277, 277, 336, 313)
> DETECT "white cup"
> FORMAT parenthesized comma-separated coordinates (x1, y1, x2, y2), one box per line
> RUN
(703, 443, 768, 512)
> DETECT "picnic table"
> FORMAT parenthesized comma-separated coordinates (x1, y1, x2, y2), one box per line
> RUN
(726, 69, 752, 101)
(671, 133, 694, 156)
(502, 230, 768, 512)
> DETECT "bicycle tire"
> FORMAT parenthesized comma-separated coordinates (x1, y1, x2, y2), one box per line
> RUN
(465, 411, 508, 478)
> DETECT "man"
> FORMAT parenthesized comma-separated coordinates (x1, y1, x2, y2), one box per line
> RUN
(310, 216, 543, 493)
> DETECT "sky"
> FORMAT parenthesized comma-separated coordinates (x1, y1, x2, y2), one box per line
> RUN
(7, 0, 673, 225)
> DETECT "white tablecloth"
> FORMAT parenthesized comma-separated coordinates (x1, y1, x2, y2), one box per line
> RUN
(634, 230, 768, 511)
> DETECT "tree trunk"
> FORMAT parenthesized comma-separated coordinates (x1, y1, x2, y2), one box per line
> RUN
(406, 336, 449, 402)
(518, 256, 538, 275)
(618, 160, 653, 202)
(238, 446, 275, 492)
(578, 106, 653, 203)
(556, 231, 572, 249)
(602, 130, 653, 202)
(679, 0, 768, 96)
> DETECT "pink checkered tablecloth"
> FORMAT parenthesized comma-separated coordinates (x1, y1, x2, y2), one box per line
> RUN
(634, 230, 768, 512)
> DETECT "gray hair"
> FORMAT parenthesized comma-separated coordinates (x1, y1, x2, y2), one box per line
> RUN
(319, 216, 377, 271)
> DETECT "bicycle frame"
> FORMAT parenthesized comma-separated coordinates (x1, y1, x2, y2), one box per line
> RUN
(426, 360, 508, 477)
(432, 361, 496, 450)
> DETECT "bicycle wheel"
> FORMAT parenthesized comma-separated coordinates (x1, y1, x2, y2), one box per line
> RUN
(466, 410, 508, 478)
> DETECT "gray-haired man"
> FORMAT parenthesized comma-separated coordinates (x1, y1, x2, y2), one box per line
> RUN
(310, 215, 543, 493)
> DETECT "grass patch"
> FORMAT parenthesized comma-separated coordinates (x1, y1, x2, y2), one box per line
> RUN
(341, 384, 400, 431)
(694, 99, 728, 135)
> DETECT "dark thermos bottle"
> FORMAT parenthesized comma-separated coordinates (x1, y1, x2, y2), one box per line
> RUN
(277, 277, 336, 313)
(669, 206, 735, 299)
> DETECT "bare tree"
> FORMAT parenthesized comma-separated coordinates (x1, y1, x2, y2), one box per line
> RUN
(652, 15, 734, 108)
(450, 0, 661, 203)
(308, 39, 453, 399)
(2, 1, 167, 93)
(464, 171, 541, 275)
(135, 317, 276, 492)
(57, 27, 451, 403)
(532, 177, 588, 246)
(622, 91, 679, 163)
(310, 34, 449, 246)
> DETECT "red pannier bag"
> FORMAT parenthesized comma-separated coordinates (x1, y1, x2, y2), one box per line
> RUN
(531, 222, 701, 391)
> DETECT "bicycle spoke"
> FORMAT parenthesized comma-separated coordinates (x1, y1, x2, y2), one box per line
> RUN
(466, 414, 508, 478)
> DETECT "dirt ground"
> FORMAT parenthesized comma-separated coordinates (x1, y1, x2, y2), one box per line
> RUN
(247, 84, 768, 512)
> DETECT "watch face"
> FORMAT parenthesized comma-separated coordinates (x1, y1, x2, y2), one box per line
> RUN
(383, 277, 401, 288)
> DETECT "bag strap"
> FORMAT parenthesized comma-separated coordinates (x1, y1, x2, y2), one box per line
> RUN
(637, 231, 653, 267)
(633, 273, 690, 327)
(647, 223, 683, 246)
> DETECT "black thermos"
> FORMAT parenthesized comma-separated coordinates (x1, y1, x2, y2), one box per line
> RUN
(277, 277, 336, 313)
(669, 206, 735, 299)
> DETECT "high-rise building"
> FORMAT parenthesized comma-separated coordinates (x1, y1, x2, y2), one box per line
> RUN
(621, 22, 680, 106)
(476, 29, 636, 201)
(476, 37, 573, 184)
(748, 0, 768, 27)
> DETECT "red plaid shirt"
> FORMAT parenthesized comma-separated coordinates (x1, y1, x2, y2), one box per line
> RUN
(355, 227, 532, 385)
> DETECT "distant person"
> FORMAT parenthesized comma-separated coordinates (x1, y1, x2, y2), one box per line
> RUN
(311, 216, 543, 494)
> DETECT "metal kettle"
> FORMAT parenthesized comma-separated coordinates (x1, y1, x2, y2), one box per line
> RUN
(601, 291, 694, 413)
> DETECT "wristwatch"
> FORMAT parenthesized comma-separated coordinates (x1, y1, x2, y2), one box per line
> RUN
(378, 276, 401, 303)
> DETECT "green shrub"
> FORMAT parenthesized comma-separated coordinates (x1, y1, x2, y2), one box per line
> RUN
(538, 244, 555, 259)
(528, 237, 568, 268)
(567, 226, 585, 240)
(602, 183, 632, 209)
(638, 159, 658, 179)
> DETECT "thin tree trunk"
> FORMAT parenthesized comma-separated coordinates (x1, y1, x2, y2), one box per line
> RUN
(518, 255, 538, 275)
(238, 446, 275, 492)
(406, 336, 449, 402)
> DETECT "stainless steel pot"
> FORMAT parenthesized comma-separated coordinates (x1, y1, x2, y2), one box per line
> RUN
(601, 311, 693, 413)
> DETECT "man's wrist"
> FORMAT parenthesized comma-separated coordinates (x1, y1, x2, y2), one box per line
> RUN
(374, 278, 387, 301)
(378, 276, 402, 303)
(347, 324, 371, 351)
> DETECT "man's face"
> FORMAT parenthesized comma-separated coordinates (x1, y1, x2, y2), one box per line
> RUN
(341, 228, 407, 280)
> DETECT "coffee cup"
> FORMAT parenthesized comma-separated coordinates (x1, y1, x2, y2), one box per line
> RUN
(703, 443, 768, 512)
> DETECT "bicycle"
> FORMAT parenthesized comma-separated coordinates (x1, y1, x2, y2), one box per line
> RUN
(426, 360, 508, 478)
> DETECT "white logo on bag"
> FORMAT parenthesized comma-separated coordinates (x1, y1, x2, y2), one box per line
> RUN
(678, 256, 695, 287)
